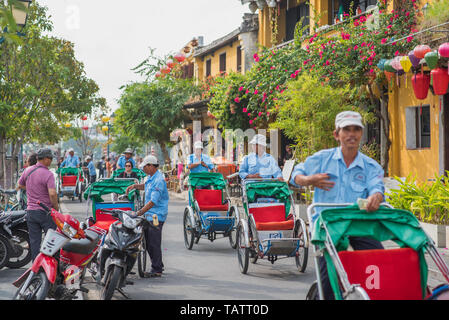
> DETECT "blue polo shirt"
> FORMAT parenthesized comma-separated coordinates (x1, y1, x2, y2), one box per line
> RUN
(290, 147, 385, 222)
(187, 153, 214, 173)
(117, 156, 136, 169)
(144, 170, 169, 223)
(87, 161, 96, 176)
(61, 155, 80, 168)
(239, 152, 282, 179)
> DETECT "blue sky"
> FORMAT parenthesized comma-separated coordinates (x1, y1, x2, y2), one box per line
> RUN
(37, 0, 249, 112)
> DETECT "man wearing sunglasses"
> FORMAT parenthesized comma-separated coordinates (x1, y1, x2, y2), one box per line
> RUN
(18, 148, 59, 260)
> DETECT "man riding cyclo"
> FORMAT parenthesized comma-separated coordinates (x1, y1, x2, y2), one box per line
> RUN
(238, 134, 282, 180)
(60, 148, 80, 168)
(289, 110, 384, 300)
(117, 148, 136, 170)
(186, 141, 215, 189)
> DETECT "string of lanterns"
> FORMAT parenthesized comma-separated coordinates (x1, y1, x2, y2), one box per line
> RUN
(155, 52, 186, 79)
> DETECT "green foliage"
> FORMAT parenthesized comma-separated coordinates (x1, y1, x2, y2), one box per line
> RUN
(386, 173, 449, 225)
(418, 0, 449, 30)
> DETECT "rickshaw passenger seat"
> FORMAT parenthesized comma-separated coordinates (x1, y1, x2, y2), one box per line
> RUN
(62, 175, 77, 186)
(338, 248, 423, 300)
(249, 204, 294, 230)
(194, 189, 228, 212)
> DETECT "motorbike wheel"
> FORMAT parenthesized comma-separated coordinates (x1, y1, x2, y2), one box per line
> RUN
(13, 271, 50, 300)
(0, 234, 11, 270)
(137, 238, 148, 278)
(6, 229, 31, 269)
(101, 265, 122, 300)
(183, 208, 194, 250)
(228, 207, 238, 249)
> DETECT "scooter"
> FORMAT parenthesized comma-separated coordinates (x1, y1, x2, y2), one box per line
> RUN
(97, 208, 148, 300)
(12, 202, 106, 300)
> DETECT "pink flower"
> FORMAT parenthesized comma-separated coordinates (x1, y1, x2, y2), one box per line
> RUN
(381, 38, 387, 44)
(406, 36, 414, 42)
(394, 50, 400, 56)
(234, 97, 240, 103)
(238, 86, 244, 92)
(258, 112, 262, 117)
(254, 89, 258, 95)
(247, 113, 251, 116)
(242, 108, 247, 113)
(253, 53, 260, 62)
(249, 120, 253, 124)
(245, 89, 249, 94)
(387, 25, 392, 29)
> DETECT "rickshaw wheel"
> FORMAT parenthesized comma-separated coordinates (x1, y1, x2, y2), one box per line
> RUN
(248, 217, 258, 264)
(306, 281, 319, 300)
(183, 208, 195, 250)
(228, 207, 238, 249)
(237, 223, 249, 274)
(294, 221, 308, 273)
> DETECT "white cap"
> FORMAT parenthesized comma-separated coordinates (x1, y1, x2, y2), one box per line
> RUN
(124, 148, 133, 154)
(140, 155, 158, 169)
(68, 148, 74, 152)
(249, 134, 267, 147)
(85, 156, 91, 161)
(194, 141, 203, 149)
(335, 111, 364, 129)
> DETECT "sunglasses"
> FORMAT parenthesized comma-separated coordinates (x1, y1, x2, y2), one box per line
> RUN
(125, 165, 132, 167)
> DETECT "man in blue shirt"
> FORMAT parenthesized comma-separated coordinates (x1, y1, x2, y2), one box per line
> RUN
(61, 148, 80, 168)
(239, 134, 282, 180)
(290, 111, 385, 300)
(127, 155, 169, 277)
(187, 141, 214, 173)
(117, 148, 136, 170)
(84, 156, 97, 184)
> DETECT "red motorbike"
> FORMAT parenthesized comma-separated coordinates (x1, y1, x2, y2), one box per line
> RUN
(12, 202, 106, 300)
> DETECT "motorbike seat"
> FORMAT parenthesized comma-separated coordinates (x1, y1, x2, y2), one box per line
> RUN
(8, 210, 27, 222)
(0, 188, 17, 195)
(62, 229, 101, 255)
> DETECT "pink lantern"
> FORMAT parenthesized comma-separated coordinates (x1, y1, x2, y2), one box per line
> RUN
(174, 53, 186, 63)
(161, 66, 171, 74)
(391, 56, 403, 71)
(439, 43, 449, 58)
(82, 126, 89, 131)
(155, 71, 162, 78)
(166, 59, 175, 69)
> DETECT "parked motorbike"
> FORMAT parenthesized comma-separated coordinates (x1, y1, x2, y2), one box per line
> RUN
(0, 209, 31, 269)
(12, 202, 105, 300)
(97, 209, 148, 300)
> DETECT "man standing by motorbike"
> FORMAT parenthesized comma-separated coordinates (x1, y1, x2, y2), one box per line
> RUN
(17, 148, 59, 260)
(126, 155, 169, 278)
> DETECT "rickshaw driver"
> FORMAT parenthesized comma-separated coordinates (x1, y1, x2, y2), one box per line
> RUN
(117, 148, 136, 170)
(187, 141, 214, 173)
(289, 111, 385, 300)
(60, 148, 80, 168)
(239, 134, 282, 180)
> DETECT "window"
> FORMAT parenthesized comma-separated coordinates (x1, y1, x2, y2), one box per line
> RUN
(205, 59, 211, 77)
(237, 46, 242, 72)
(286, 2, 310, 41)
(329, 0, 377, 24)
(405, 105, 431, 149)
(219, 53, 226, 73)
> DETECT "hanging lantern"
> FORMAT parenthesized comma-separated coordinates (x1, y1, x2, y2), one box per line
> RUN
(439, 43, 449, 58)
(391, 56, 403, 72)
(174, 53, 186, 63)
(166, 59, 175, 69)
(384, 71, 394, 83)
(82, 126, 89, 131)
(155, 71, 162, 78)
(64, 123, 72, 128)
(101, 126, 109, 132)
(161, 66, 171, 74)
(431, 68, 449, 96)
(207, 110, 215, 119)
(384, 59, 396, 73)
(101, 116, 110, 123)
(424, 51, 439, 70)
(414, 45, 431, 59)
(81, 115, 88, 121)
(412, 73, 431, 100)
(408, 50, 421, 68)
(377, 58, 386, 71)
(400, 56, 413, 73)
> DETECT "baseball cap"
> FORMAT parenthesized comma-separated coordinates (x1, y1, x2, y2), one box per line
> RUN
(37, 148, 54, 160)
(335, 111, 364, 129)
(140, 155, 158, 169)
(124, 148, 133, 154)
(194, 141, 203, 149)
(249, 134, 267, 147)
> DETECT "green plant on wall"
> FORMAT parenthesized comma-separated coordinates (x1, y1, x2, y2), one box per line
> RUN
(386, 173, 449, 225)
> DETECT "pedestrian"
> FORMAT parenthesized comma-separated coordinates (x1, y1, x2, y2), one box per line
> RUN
(289, 110, 385, 300)
(98, 156, 106, 178)
(126, 155, 169, 277)
(84, 156, 97, 184)
(17, 148, 58, 261)
(105, 157, 112, 178)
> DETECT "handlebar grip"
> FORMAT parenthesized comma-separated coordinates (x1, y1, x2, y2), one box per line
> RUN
(37, 201, 51, 213)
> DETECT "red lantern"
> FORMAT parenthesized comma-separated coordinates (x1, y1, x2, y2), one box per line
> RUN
(431, 68, 449, 96)
(412, 73, 431, 100)
(174, 53, 185, 63)
(161, 66, 171, 74)
(81, 115, 88, 121)
(155, 71, 162, 78)
(82, 126, 89, 131)
(414, 45, 431, 59)
(384, 71, 394, 83)
(207, 110, 215, 119)
(166, 59, 175, 69)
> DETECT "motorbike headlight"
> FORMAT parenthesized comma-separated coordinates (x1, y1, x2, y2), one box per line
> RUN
(62, 222, 78, 238)
(123, 214, 137, 229)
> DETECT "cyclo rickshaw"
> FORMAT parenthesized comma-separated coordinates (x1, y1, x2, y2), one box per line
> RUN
(56, 167, 85, 202)
(306, 202, 449, 300)
(183, 172, 239, 250)
(236, 178, 309, 274)
(83, 177, 149, 278)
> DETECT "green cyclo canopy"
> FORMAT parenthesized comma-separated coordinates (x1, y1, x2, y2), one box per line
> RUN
(57, 167, 82, 176)
(83, 178, 138, 202)
(244, 180, 292, 218)
(112, 168, 147, 179)
(311, 205, 429, 299)
(188, 172, 226, 190)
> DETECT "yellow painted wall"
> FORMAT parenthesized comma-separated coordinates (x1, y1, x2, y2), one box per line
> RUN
(388, 72, 441, 182)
